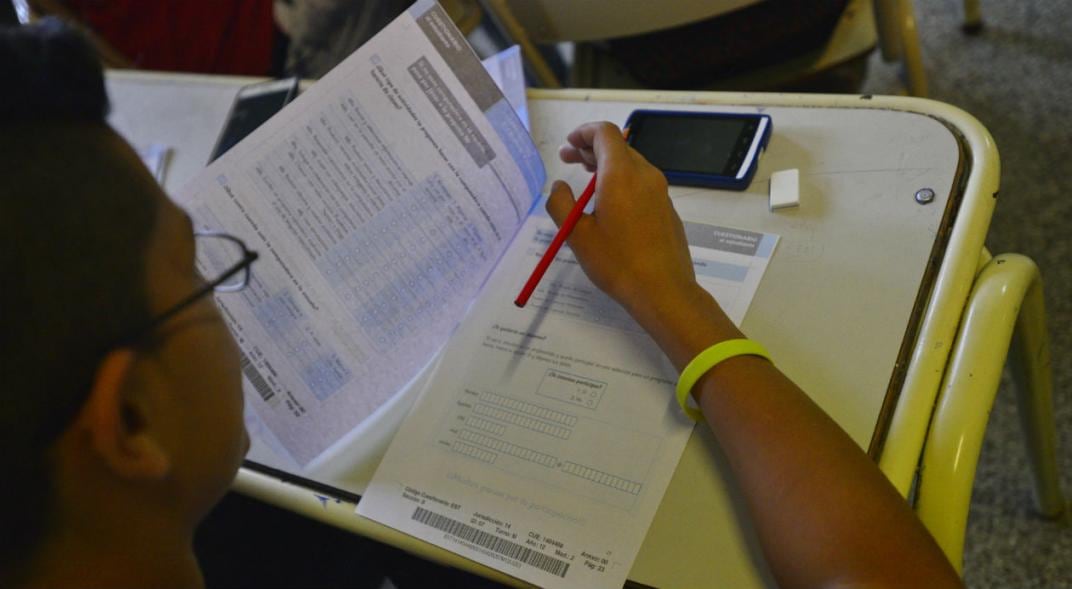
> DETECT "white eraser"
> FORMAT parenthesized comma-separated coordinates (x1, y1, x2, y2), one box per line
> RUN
(769, 168, 800, 211)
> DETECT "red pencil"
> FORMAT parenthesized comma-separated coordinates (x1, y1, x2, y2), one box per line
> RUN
(514, 173, 598, 307)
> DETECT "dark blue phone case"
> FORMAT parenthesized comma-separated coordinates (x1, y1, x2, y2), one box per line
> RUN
(625, 110, 772, 191)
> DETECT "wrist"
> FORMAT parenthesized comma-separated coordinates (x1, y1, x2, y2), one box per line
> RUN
(624, 282, 743, 370)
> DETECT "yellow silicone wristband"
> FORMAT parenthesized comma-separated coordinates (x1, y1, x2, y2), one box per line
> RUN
(675, 339, 772, 421)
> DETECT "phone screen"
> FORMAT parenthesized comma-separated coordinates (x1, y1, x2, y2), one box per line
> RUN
(210, 80, 298, 162)
(628, 114, 757, 177)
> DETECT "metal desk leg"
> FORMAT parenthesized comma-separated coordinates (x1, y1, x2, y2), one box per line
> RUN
(963, 0, 983, 34)
(915, 254, 1066, 572)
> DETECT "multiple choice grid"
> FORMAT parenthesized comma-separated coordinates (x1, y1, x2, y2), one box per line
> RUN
(464, 415, 507, 436)
(451, 441, 497, 464)
(458, 430, 557, 468)
(250, 285, 353, 401)
(473, 404, 571, 439)
(316, 173, 486, 352)
(450, 392, 647, 500)
(197, 205, 354, 402)
(478, 391, 577, 427)
(562, 461, 642, 495)
(248, 91, 492, 355)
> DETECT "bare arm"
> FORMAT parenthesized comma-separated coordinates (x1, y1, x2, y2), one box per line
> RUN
(546, 122, 962, 589)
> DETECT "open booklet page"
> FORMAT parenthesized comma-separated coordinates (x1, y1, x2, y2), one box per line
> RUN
(481, 45, 528, 130)
(360, 210, 778, 589)
(175, 1, 544, 466)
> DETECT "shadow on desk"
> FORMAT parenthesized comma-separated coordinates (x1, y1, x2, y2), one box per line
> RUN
(195, 492, 511, 589)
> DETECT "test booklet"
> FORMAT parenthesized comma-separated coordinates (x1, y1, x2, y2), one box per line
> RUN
(174, 2, 778, 587)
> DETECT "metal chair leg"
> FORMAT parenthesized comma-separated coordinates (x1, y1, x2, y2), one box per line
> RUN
(1007, 266, 1066, 519)
(873, 0, 903, 61)
(963, 0, 983, 34)
(896, 0, 928, 96)
(874, 0, 928, 96)
(914, 254, 1065, 572)
(479, 0, 563, 88)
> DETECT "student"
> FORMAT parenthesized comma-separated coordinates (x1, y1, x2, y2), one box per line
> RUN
(0, 19, 961, 589)
(2, 19, 250, 588)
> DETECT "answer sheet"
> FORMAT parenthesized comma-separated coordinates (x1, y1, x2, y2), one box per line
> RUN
(360, 213, 778, 589)
(175, 1, 544, 465)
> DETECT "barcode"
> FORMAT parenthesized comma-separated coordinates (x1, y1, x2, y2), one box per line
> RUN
(412, 507, 570, 578)
(239, 352, 274, 402)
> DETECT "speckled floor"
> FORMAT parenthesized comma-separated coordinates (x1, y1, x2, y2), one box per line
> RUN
(861, 1, 1072, 587)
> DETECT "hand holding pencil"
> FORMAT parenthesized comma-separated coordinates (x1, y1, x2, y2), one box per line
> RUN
(516, 122, 699, 322)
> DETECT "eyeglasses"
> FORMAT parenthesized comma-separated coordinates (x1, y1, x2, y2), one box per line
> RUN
(118, 231, 259, 347)
(35, 231, 260, 446)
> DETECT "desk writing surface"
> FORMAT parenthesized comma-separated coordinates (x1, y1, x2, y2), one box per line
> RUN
(526, 93, 961, 588)
(104, 73, 964, 588)
(529, 95, 959, 450)
(105, 71, 261, 195)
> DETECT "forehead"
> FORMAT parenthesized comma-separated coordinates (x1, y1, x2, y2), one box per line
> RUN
(140, 191, 197, 314)
(145, 194, 193, 277)
(104, 131, 196, 299)
(101, 133, 187, 240)
(153, 194, 193, 245)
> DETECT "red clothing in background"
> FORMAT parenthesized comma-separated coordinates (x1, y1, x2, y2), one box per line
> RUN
(66, 0, 276, 75)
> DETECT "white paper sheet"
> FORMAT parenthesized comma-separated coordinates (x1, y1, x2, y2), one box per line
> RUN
(359, 210, 778, 589)
(174, 1, 544, 465)
(481, 45, 528, 130)
(136, 143, 171, 184)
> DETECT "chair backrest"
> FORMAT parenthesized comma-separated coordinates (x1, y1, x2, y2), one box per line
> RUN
(486, 0, 763, 43)
(485, 0, 928, 95)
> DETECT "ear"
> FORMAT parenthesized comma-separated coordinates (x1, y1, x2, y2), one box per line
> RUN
(73, 348, 171, 480)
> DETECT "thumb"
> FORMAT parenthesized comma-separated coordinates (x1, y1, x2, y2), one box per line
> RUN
(545, 180, 576, 227)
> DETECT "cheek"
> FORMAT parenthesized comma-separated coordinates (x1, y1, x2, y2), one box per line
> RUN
(209, 326, 247, 455)
(177, 322, 247, 471)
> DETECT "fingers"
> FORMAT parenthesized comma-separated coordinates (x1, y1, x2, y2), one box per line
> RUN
(558, 144, 596, 172)
(545, 180, 576, 227)
(546, 179, 597, 264)
(560, 122, 630, 171)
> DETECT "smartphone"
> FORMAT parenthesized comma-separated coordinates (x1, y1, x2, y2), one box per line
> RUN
(208, 77, 300, 162)
(624, 109, 771, 190)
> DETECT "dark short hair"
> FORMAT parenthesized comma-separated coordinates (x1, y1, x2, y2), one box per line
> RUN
(0, 17, 109, 121)
(0, 19, 159, 581)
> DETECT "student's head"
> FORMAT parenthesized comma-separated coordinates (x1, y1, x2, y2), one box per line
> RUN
(0, 19, 248, 584)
